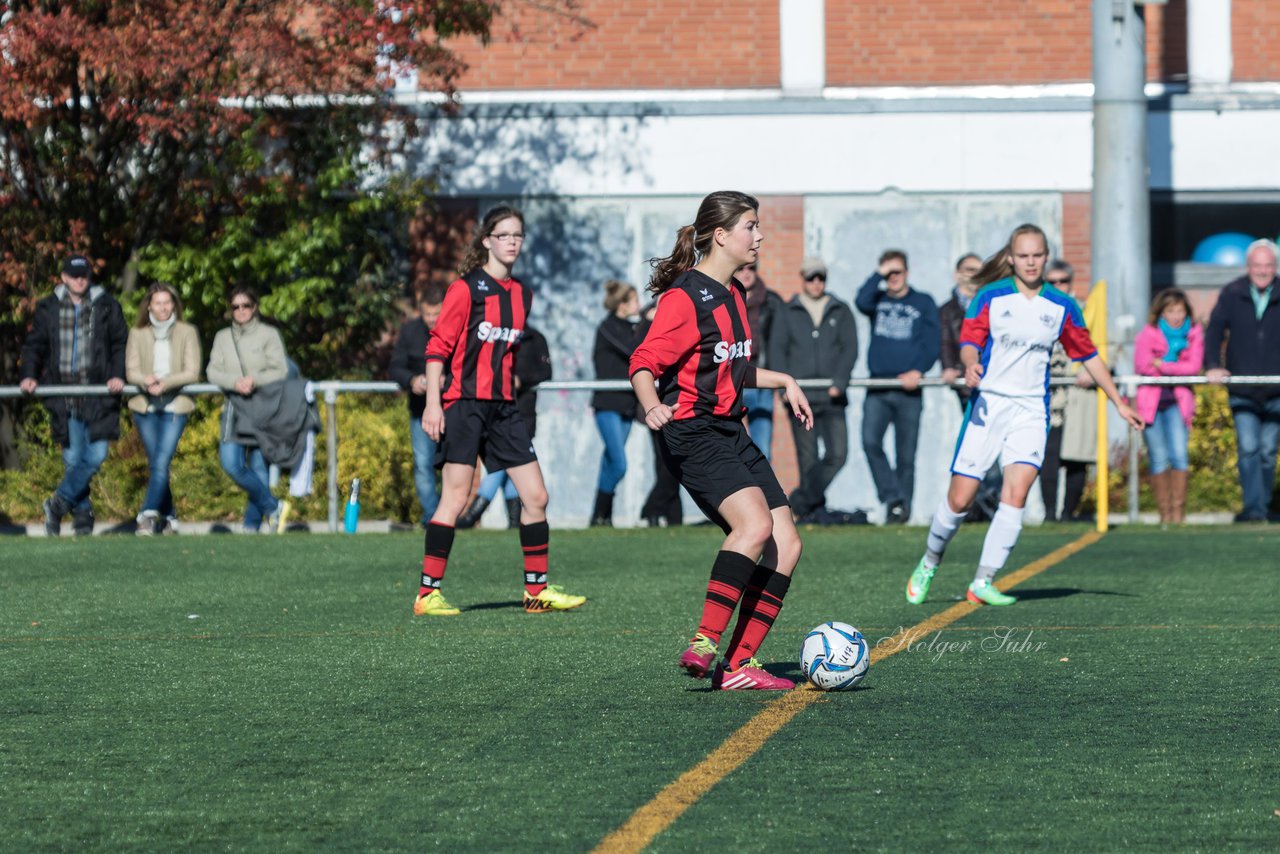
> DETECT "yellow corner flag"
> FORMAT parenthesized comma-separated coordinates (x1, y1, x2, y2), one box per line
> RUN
(1083, 280, 1109, 532)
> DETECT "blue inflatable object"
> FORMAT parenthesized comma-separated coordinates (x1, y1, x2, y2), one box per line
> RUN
(1191, 232, 1255, 265)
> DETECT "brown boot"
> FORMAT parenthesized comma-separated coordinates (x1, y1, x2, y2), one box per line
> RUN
(1149, 471, 1170, 526)
(1168, 469, 1188, 524)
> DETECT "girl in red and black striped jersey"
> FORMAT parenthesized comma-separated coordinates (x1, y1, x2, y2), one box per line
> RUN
(413, 205, 586, 617)
(630, 191, 814, 690)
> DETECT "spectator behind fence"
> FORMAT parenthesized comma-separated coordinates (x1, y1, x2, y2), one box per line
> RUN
(638, 300, 684, 528)
(457, 324, 552, 529)
(856, 249, 940, 524)
(206, 287, 290, 534)
(1041, 262, 1092, 522)
(769, 255, 859, 524)
(19, 254, 128, 536)
(1134, 288, 1203, 526)
(125, 283, 202, 535)
(588, 280, 643, 526)
(1205, 238, 1280, 523)
(739, 263, 784, 459)
(390, 284, 445, 528)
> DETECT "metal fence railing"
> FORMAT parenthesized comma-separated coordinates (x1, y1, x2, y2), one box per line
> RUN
(3, 374, 1277, 530)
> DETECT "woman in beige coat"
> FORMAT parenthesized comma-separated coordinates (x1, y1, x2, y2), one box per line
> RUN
(206, 286, 289, 533)
(126, 283, 202, 534)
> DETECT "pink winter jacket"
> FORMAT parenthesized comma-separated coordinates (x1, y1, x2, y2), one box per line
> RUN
(1133, 323, 1204, 426)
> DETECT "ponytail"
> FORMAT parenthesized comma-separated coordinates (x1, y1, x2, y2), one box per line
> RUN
(647, 225, 701, 295)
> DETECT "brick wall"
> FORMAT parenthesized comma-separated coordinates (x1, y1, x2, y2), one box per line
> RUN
(447, 2, 779, 90)
(1232, 0, 1280, 81)
(1146, 0, 1188, 83)
(1061, 192, 1092, 296)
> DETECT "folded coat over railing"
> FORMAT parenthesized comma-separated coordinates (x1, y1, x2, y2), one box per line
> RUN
(222, 379, 319, 470)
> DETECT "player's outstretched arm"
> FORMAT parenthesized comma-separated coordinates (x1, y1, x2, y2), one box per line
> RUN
(754, 368, 813, 431)
(1080, 354, 1144, 431)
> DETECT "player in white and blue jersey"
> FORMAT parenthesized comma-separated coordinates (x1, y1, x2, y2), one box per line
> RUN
(905, 224, 1143, 606)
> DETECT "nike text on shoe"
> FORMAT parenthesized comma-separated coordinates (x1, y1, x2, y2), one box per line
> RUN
(523, 584, 586, 614)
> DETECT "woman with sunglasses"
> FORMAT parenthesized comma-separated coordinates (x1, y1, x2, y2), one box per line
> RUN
(126, 283, 202, 535)
(207, 287, 290, 533)
(413, 205, 586, 617)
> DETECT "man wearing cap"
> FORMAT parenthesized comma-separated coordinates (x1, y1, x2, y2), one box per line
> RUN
(19, 255, 129, 535)
(855, 249, 941, 525)
(769, 255, 858, 523)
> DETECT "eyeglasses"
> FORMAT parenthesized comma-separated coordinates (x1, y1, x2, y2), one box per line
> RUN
(489, 232, 525, 243)
(884, 269, 906, 278)
(231, 302, 254, 311)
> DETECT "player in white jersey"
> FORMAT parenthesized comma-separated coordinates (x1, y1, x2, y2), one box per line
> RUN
(905, 224, 1143, 606)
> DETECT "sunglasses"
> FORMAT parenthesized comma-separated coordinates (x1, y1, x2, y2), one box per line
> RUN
(805, 274, 826, 282)
(1046, 278, 1072, 286)
(231, 302, 255, 310)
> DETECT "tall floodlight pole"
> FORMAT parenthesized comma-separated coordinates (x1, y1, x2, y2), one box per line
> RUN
(1092, 0, 1150, 358)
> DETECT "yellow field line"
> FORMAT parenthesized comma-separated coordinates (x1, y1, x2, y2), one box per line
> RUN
(591, 529, 1104, 854)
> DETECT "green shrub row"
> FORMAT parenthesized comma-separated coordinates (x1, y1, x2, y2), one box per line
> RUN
(0, 395, 425, 525)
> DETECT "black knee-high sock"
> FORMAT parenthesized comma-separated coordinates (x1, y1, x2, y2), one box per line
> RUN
(420, 522, 455, 596)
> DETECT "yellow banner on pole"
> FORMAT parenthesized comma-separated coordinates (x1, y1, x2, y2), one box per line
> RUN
(1083, 280, 1109, 533)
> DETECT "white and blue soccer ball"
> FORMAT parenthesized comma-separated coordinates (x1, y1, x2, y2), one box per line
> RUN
(800, 622, 870, 691)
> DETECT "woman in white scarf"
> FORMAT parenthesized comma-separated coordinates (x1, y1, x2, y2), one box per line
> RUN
(125, 283, 202, 535)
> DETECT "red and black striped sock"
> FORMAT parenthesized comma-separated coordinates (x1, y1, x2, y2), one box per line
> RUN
(694, 550, 757, 646)
(520, 521, 550, 596)
(419, 522, 455, 597)
(724, 568, 792, 670)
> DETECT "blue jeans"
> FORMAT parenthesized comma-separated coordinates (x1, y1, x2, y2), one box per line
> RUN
(478, 469, 518, 502)
(408, 415, 441, 524)
(1229, 395, 1280, 519)
(861, 389, 923, 511)
(132, 411, 189, 515)
(219, 440, 278, 530)
(1143, 405, 1188, 475)
(56, 416, 110, 511)
(594, 410, 633, 494)
(742, 387, 775, 461)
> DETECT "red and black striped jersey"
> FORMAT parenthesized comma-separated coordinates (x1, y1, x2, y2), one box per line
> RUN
(629, 269, 756, 420)
(425, 269, 532, 406)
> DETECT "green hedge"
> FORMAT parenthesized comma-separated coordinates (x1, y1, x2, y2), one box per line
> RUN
(0, 394, 424, 525)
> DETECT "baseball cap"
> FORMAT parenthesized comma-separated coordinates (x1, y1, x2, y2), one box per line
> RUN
(62, 255, 92, 279)
(800, 256, 827, 279)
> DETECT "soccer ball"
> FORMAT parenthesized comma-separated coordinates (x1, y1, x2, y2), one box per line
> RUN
(800, 622, 870, 691)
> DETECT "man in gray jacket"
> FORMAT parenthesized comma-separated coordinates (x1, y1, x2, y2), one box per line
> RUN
(768, 256, 858, 523)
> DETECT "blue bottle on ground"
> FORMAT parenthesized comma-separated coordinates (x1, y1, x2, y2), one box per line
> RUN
(344, 478, 361, 533)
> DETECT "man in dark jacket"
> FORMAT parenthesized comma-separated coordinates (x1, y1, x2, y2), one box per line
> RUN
(390, 284, 445, 527)
(19, 255, 128, 535)
(856, 249, 941, 525)
(1205, 238, 1280, 522)
(770, 256, 858, 523)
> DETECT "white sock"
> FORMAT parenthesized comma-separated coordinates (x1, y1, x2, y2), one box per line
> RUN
(975, 502, 1024, 584)
(924, 500, 968, 568)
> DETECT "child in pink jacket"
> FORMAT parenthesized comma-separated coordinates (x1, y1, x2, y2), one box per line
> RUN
(1133, 288, 1203, 524)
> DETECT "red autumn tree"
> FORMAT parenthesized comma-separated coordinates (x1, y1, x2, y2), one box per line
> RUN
(0, 0, 584, 468)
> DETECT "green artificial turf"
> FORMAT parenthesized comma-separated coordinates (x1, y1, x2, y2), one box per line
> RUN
(1, 525, 1277, 851)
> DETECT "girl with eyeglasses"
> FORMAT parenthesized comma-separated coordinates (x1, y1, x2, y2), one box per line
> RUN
(413, 205, 586, 617)
(630, 190, 813, 690)
(905, 224, 1142, 607)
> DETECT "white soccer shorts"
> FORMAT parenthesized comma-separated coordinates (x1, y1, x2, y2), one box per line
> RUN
(949, 393, 1049, 479)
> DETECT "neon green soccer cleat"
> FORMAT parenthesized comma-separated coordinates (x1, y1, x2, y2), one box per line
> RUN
(966, 580, 1016, 606)
(906, 557, 936, 604)
(413, 590, 461, 617)
(523, 584, 587, 614)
